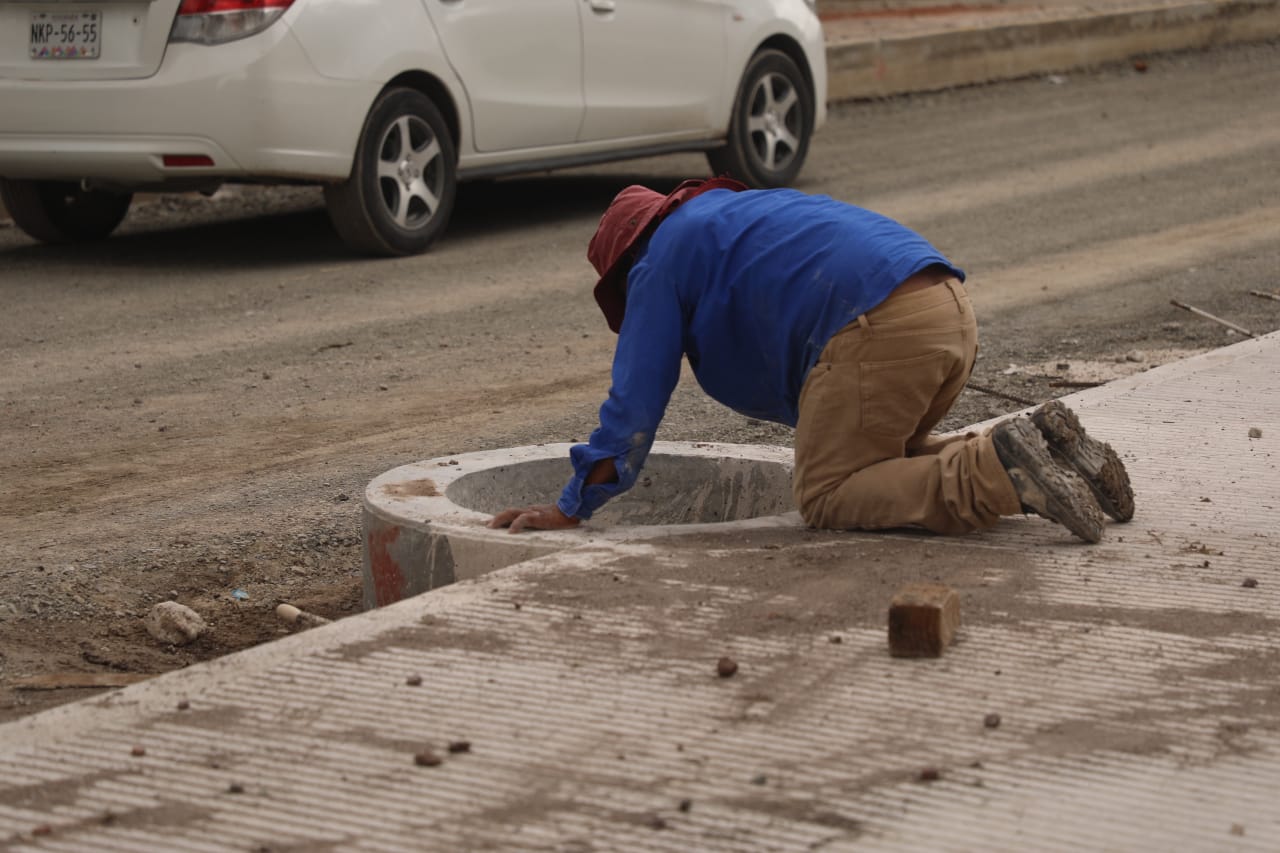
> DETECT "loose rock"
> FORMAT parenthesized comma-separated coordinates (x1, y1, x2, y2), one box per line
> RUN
(275, 603, 330, 628)
(130, 745, 146, 757)
(144, 601, 206, 645)
(888, 583, 961, 658)
(405, 674, 423, 686)
(447, 740, 471, 754)
(414, 750, 443, 767)
(716, 656, 738, 678)
(984, 713, 1002, 729)
(1248, 427, 1262, 438)
(919, 767, 941, 782)
(1242, 578, 1259, 589)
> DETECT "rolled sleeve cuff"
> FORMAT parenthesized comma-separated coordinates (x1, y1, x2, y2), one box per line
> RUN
(557, 478, 625, 521)
(557, 446, 637, 520)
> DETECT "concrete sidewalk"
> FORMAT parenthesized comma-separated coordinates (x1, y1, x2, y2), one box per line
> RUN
(819, 0, 1280, 99)
(1, 333, 1276, 851)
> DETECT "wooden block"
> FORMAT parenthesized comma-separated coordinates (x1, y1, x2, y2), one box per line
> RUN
(888, 583, 961, 658)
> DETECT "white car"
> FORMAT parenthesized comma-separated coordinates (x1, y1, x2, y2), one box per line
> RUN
(0, 0, 827, 255)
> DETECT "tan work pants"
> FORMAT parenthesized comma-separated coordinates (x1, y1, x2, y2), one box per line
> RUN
(793, 279, 1022, 535)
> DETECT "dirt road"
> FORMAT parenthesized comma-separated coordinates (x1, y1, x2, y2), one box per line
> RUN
(2, 42, 1277, 721)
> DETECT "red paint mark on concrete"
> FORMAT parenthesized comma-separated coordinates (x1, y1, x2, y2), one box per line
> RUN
(368, 524, 405, 607)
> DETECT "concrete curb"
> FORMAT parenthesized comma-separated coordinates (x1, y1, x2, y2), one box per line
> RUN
(824, 0, 1280, 100)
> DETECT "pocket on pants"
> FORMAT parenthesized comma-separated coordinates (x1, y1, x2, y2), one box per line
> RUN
(859, 348, 953, 437)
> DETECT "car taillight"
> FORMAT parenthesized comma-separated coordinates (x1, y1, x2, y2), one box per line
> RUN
(169, 0, 295, 46)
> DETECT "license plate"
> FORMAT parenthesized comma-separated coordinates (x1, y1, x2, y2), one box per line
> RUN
(29, 10, 101, 60)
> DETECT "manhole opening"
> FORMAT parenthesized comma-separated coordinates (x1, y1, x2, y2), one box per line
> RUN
(446, 454, 794, 525)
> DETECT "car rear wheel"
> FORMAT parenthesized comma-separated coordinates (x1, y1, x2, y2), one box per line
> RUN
(0, 179, 132, 244)
(707, 49, 813, 188)
(325, 88, 457, 256)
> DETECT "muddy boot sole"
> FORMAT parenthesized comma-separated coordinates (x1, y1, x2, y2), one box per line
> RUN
(1032, 400, 1135, 522)
(992, 417, 1105, 544)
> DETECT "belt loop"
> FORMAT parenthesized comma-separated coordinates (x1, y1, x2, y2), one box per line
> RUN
(856, 313, 871, 330)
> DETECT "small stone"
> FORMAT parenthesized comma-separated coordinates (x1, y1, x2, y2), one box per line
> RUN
(130, 745, 146, 757)
(750, 774, 768, 785)
(888, 583, 960, 658)
(984, 713, 1002, 729)
(716, 656, 738, 678)
(447, 740, 471, 754)
(32, 825, 53, 837)
(829, 635, 843, 644)
(1248, 427, 1262, 438)
(1056, 362, 1070, 371)
(678, 799, 692, 812)
(405, 674, 423, 686)
(227, 782, 245, 794)
(378, 385, 389, 392)
(919, 767, 941, 782)
(1242, 578, 1258, 589)
(1133, 59, 1148, 72)
(337, 493, 350, 502)
(144, 601, 206, 645)
(1230, 824, 1246, 836)
(1125, 351, 1144, 362)
(177, 700, 190, 711)
(414, 750, 443, 767)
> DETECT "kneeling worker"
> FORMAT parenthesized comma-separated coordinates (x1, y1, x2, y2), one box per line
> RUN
(489, 178, 1134, 541)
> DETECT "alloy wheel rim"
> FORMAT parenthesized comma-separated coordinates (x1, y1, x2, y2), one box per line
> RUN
(375, 115, 443, 230)
(745, 71, 801, 174)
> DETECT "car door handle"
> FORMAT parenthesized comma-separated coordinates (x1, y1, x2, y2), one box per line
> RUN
(586, 0, 616, 13)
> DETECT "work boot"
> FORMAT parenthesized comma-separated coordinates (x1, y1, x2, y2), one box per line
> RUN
(991, 416, 1105, 543)
(1031, 400, 1135, 522)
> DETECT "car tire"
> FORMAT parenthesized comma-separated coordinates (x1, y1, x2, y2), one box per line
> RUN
(324, 88, 457, 256)
(707, 49, 813, 188)
(0, 179, 132, 244)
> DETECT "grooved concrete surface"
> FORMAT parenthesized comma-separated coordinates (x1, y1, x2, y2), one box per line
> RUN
(0, 335, 1276, 851)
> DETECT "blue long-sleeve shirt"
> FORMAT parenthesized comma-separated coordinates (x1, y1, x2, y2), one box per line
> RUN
(558, 188, 964, 519)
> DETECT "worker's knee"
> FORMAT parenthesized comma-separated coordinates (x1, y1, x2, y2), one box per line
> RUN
(795, 487, 839, 530)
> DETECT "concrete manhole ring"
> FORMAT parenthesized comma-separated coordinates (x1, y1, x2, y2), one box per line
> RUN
(361, 441, 800, 607)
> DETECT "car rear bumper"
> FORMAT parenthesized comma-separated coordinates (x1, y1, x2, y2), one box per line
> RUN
(0, 27, 374, 185)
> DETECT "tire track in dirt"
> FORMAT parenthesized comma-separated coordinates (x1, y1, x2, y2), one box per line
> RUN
(969, 205, 1280, 311)
(2, 371, 610, 520)
(862, 119, 1280, 227)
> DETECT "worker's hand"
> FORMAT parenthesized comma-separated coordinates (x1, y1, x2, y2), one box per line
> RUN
(487, 504, 580, 534)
